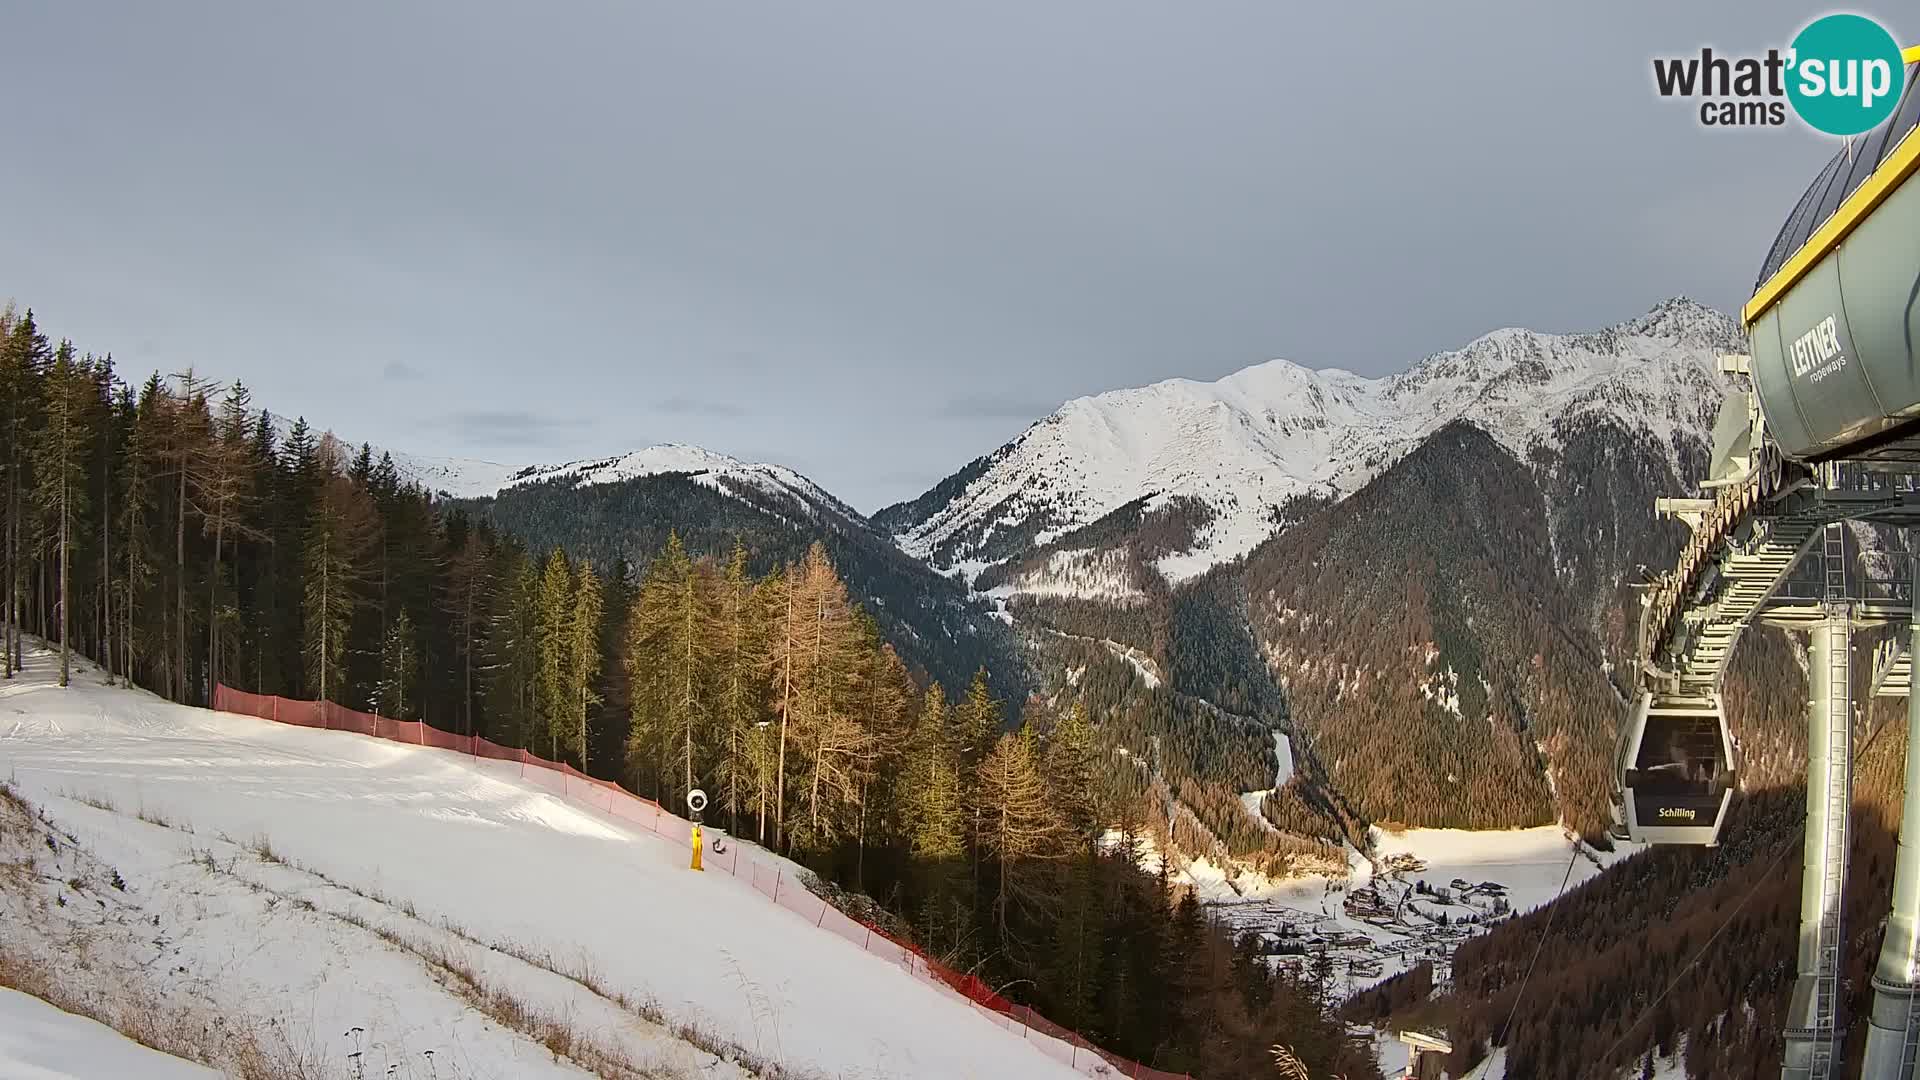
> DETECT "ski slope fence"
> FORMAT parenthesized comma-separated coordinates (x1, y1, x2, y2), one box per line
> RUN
(210, 685, 1192, 1080)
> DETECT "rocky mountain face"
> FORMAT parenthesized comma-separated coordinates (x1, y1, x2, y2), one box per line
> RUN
(396, 444, 1025, 702)
(879, 297, 1740, 592)
(886, 298, 1769, 847)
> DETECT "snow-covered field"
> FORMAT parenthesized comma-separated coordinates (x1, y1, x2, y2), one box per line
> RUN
(0, 988, 219, 1080)
(0, 647, 1087, 1080)
(1165, 824, 1636, 1002)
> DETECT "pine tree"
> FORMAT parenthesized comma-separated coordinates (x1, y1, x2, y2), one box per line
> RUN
(2, 310, 52, 677)
(375, 607, 419, 719)
(976, 728, 1062, 940)
(32, 343, 95, 685)
(302, 442, 375, 703)
(953, 667, 1001, 767)
(908, 682, 970, 952)
(166, 370, 214, 703)
(197, 380, 262, 694)
(119, 376, 166, 688)
(953, 667, 1002, 887)
(1045, 849, 1103, 1032)
(535, 548, 573, 759)
(908, 683, 964, 860)
(444, 527, 495, 735)
(626, 533, 712, 801)
(711, 540, 766, 835)
(564, 560, 603, 768)
(484, 550, 541, 746)
(787, 543, 867, 854)
(855, 642, 912, 887)
(1047, 700, 1103, 843)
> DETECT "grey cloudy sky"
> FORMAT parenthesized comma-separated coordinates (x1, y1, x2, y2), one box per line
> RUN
(0, 1, 1897, 510)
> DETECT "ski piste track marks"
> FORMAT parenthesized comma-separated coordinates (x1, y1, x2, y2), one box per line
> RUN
(205, 683, 1193, 1079)
(0, 663, 1116, 1079)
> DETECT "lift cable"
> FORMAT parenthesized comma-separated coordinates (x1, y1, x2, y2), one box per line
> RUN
(1493, 842, 1583, 1047)
(1592, 693, 1906, 1072)
(1593, 823, 1802, 1073)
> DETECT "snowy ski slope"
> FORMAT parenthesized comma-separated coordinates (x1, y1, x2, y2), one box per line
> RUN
(0, 988, 219, 1080)
(0, 649, 1086, 1080)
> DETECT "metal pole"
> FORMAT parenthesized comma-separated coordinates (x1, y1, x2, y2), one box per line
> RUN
(1862, 581, 1920, 1080)
(1784, 607, 1854, 1079)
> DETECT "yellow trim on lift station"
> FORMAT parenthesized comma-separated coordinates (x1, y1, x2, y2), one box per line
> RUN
(1746, 47, 1920, 326)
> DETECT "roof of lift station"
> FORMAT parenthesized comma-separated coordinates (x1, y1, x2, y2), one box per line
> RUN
(1746, 50, 1920, 324)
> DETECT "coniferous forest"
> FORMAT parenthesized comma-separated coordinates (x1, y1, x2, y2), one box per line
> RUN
(0, 304, 1378, 1079)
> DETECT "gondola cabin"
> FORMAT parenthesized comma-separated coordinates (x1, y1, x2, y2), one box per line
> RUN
(1614, 694, 1734, 845)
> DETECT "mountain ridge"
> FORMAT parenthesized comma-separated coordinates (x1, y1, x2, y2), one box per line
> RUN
(879, 296, 1741, 591)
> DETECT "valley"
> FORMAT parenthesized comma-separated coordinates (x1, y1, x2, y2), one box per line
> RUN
(0, 293, 1793, 1078)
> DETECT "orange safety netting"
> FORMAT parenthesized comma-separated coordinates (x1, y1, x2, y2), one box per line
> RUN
(209, 685, 1191, 1080)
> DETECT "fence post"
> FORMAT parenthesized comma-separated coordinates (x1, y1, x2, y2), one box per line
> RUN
(773, 871, 781, 903)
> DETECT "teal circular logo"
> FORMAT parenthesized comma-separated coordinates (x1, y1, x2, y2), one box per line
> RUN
(1786, 14, 1907, 136)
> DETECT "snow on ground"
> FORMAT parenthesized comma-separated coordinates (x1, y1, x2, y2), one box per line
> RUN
(498, 444, 857, 520)
(1271, 731, 1294, 787)
(0, 988, 220, 1080)
(983, 547, 1149, 604)
(1365, 1027, 1412, 1078)
(1194, 825, 1637, 1008)
(1366, 825, 1635, 916)
(0, 647, 1086, 1080)
(1103, 639, 1162, 688)
(1236, 731, 1295, 833)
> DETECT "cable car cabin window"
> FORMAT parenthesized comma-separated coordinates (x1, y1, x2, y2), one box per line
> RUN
(1626, 714, 1728, 796)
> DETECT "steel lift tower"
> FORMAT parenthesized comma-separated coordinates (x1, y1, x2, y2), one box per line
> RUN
(1622, 46, 1920, 1080)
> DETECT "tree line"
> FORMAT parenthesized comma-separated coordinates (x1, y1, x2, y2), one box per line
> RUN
(0, 304, 1376, 1078)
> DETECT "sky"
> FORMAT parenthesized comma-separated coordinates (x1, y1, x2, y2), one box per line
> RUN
(0, 1, 1898, 510)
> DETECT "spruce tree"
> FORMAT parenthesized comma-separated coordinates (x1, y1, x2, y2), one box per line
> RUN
(484, 549, 541, 746)
(625, 532, 712, 800)
(564, 560, 603, 768)
(444, 527, 495, 735)
(535, 547, 573, 758)
(31, 343, 93, 685)
(2, 310, 52, 677)
(375, 607, 419, 719)
(908, 683, 965, 860)
(1047, 701, 1102, 843)
(301, 444, 374, 703)
(908, 682, 969, 952)
(712, 540, 767, 834)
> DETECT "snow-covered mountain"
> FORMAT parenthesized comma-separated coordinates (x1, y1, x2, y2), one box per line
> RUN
(493, 444, 863, 521)
(878, 297, 1741, 586)
(278, 423, 854, 525)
